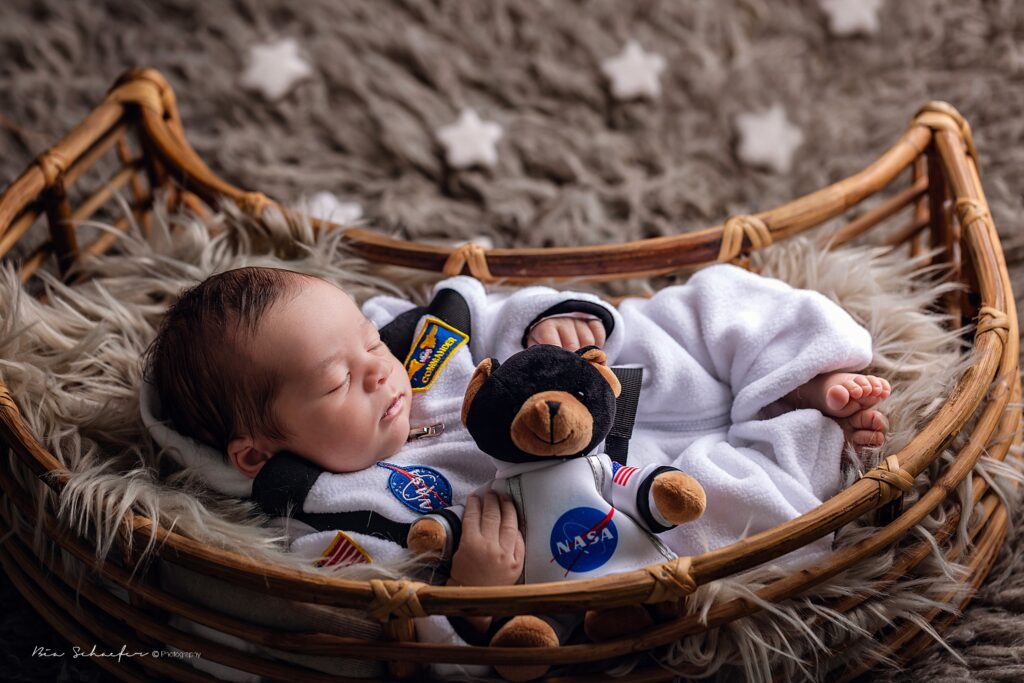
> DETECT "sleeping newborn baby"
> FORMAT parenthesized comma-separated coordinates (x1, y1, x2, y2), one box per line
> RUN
(141, 264, 889, 624)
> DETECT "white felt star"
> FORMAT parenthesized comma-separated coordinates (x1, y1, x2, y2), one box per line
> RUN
(301, 191, 363, 225)
(819, 0, 884, 37)
(240, 38, 313, 101)
(734, 105, 805, 174)
(436, 109, 503, 169)
(601, 40, 666, 100)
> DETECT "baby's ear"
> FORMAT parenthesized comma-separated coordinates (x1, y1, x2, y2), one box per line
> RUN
(227, 436, 274, 479)
(462, 358, 498, 427)
(578, 346, 621, 398)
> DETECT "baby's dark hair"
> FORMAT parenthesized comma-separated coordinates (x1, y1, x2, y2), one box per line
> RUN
(144, 266, 318, 452)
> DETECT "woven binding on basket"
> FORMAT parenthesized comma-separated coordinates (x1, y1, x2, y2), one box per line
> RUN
(35, 149, 69, 186)
(106, 79, 168, 117)
(976, 306, 1010, 345)
(719, 215, 772, 262)
(644, 556, 697, 603)
(955, 198, 991, 232)
(862, 455, 915, 505)
(443, 242, 495, 282)
(367, 579, 428, 621)
(914, 102, 979, 162)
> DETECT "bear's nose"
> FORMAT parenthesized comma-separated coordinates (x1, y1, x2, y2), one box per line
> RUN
(546, 401, 560, 442)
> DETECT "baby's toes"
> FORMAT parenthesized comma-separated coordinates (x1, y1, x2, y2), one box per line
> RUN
(851, 375, 885, 408)
(850, 429, 886, 448)
(847, 377, 868, 400)
(849, 408, 889, 433)
(866, 375, 889, 398)
(844, 409, 889, 450)
(825, 384, 853, 415)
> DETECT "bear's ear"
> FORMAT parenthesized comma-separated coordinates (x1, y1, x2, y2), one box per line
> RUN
(578, 346, 621, 398)
(462, 358, 498, 427)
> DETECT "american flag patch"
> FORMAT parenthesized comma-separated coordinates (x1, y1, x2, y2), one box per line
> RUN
(315, 531, 371, 568)
(612, 465, 638, 486)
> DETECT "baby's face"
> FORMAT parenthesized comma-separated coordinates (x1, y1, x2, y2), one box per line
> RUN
(251, 279, 413, 473)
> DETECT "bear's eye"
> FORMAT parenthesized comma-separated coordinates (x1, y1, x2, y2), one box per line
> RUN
(576, 391, 585, 399)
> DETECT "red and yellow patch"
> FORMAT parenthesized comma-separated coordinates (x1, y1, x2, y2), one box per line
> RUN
(315, 530, 372, 568)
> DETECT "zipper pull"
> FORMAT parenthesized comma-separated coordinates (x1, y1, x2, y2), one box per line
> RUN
(407, 423, 445, 442)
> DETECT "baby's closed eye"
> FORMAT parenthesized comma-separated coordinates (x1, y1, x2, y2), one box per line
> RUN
(327, 372, 351, 394)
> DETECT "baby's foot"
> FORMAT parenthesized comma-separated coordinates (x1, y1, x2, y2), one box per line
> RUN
(796, 372, 891, 419)
(839, 408, 889, 451)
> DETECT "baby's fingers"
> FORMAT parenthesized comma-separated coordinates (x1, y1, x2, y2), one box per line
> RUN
(575, 322, 596, 349)
(514, 532, 525, 566)
(498, 496, 521, 547)
(528, 321, 561, 347)
(587, 319, 606, 348)
(480, 490, 503, 536)
(462, 494, 481, 533)
(558, 322, 581, 351)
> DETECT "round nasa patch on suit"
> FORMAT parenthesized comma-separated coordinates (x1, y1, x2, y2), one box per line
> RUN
(376, 462, 453, 513)
(549, 506, 618, 574)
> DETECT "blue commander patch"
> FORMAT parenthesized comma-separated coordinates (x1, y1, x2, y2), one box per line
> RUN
(376, 462, 453, 513)
(549, 506, 618, 575)
(403, 316, 468, 392)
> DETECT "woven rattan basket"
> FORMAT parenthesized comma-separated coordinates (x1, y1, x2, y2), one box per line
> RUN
(0, 68, 1019, 682)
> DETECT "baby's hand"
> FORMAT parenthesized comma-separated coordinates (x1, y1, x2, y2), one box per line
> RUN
(527, 317, 606, 351)
(448, 491, 524, 588)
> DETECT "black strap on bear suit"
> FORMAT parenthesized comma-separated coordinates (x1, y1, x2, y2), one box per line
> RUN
(606, 366, 643, 467)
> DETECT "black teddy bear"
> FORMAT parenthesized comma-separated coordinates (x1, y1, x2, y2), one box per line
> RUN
(408, 344, 706, 682)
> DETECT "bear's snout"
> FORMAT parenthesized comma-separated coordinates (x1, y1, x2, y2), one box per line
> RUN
(511, 390, 593, 456)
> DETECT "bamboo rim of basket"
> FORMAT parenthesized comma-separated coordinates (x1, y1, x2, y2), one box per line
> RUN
(0, 69, 1016, 622)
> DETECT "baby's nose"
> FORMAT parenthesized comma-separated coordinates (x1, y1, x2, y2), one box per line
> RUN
(366, 358, 391, 390)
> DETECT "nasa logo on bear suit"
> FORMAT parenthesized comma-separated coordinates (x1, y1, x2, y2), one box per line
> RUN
(549, 506, 619, 574)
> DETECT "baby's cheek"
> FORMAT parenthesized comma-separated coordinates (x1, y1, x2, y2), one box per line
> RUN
(393, 357, 412, 386)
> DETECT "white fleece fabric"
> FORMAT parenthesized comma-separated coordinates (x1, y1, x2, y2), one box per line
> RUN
(604, 264, 873, 562)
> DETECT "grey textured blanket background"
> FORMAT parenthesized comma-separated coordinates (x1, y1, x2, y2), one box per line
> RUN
(1, 0, 1023, 680)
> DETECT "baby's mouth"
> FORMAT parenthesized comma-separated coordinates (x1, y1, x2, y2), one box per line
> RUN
(382, 393, 404, 421)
